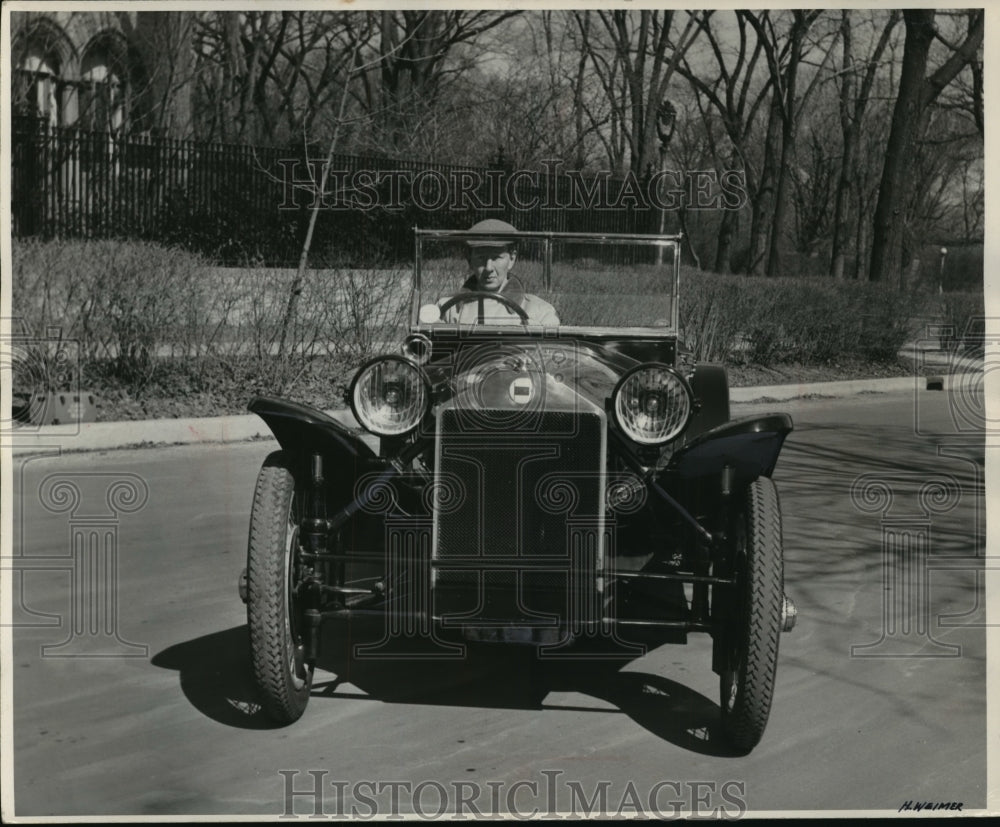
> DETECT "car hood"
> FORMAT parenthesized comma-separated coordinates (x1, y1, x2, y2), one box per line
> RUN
(426, 339, 642, 415)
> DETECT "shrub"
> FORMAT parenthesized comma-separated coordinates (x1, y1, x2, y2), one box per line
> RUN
(11, 238, 410, 401)
(680, 272, 933, 366)
(12, 238, 956, 412)
(937, 291, 985, 353)
(678, 272, 759, 363)
(12, 239, 209, 387)
(850, 283, 931, 362)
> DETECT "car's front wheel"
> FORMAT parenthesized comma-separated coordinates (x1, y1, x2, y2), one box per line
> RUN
(719, 476, 783, 753)
(247, 451, 313, 723)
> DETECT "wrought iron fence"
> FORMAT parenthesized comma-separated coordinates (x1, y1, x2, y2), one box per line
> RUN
(11, 117, 661, 266)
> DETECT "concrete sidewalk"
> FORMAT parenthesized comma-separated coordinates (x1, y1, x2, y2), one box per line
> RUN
(7, 367, 982, 457)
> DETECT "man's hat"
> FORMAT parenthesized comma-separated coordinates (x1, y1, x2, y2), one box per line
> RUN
(466, 218, 517, 248)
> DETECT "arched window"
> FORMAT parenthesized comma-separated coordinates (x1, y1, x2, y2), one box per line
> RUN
(15, 38, 63, 126)
(80, 34, 130, 132)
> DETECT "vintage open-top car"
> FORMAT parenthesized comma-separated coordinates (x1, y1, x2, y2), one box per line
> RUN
(240, 225, 796, 753)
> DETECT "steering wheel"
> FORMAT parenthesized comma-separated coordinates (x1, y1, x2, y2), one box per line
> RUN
(438, 291, 530, 324)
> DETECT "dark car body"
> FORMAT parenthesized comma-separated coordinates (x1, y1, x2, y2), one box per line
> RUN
(242, 229, 795, 752)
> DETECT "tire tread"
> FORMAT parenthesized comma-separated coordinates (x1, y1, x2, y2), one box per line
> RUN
(722, 476, 783, 752)
(246, 451, 311, 723)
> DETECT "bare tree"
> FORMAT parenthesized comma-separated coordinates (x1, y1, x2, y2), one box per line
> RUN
(791, 120, 838, 263)
(195, 11, 289, 143)
(124, 11, 196, 138)
(742, 10, 833, 276)
(909, 107, 984, 242)
(190, 11, 369, 145)
(574, 10, 703, 175)
(934, 9, 984, 139)
(829, 9, 900, 279)
(676, 12, 772, 274)
(533, 11, 607, 169)
(276, 22, 376, 371)
(570, 11, 627, 171)
(868, 9, 983, 284)
(429, 12, 621, 170)
(368, 10, 521, 154)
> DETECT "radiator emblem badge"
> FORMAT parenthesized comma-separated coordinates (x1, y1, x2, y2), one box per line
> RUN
(509, 376, 534, 404)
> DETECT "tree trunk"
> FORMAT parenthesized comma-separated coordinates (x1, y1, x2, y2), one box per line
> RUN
(830, 11, 855, 280)
(766, 19, 806, 278)
(714, 207, 737, 273)
(829, 136, 855, 281)
(830, 10, 901, 279)
(868, 11, 935, 283)
(854, 201, 868, 280)
(571, 12, 590, 170)
(748, 91, 781, 275)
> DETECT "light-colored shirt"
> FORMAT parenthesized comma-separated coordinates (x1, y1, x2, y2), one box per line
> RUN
(440, 277, 560, 326)
(443, 293, 559, 326)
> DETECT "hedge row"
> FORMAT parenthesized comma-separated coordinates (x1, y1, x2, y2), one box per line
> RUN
(11, 239, 409, 395)
(11, 239, 981, 403)
(679, 272, 942, 364)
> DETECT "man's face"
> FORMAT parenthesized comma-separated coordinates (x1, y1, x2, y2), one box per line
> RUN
(468, 246, 515, 292)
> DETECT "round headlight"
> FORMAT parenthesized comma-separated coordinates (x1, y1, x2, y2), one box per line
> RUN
(613, 364, 693, 445)
(350, 356, 430, 437)
(401, 333, 432, 365)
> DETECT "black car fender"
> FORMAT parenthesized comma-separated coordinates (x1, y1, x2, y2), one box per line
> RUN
(666, 413, 794, 484)
(248, 396, 380, 501)
(683, 363, 731, 442)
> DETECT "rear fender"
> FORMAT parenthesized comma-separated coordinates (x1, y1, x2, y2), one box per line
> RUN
(666, 413, 793, 484)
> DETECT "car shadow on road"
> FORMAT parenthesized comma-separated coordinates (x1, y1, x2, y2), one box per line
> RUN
(320, 629, 739, 756)
(151, 626, 282, 730)
(562, 668, 739, 757)
(153, 620, 740, 754)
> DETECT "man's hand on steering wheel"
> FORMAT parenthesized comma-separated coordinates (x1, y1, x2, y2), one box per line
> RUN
(438, 291, 530, 324)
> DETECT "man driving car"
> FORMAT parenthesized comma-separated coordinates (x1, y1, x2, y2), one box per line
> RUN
(439, 219, 559, 326)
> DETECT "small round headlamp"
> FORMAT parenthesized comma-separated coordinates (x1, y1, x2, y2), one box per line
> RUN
(350, 355, 430, 437)
(401, 333, 432, 365)
(612, 364, 693, 445)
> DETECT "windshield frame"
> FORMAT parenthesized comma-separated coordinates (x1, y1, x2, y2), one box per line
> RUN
(412, 229, 682, 335)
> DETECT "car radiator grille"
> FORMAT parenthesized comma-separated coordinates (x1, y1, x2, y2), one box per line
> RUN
(432, 407, 606, 626)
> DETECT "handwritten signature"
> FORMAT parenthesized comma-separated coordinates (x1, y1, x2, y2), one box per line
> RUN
(899, 801, 963, 813)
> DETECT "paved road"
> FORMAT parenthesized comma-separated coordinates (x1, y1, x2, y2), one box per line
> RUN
(6, 389, 988, 817)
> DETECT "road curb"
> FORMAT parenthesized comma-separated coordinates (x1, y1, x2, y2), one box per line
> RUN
(8, 409, 365, 456)
(8, 371, 982, 456)
(730, 375, 917, 402)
